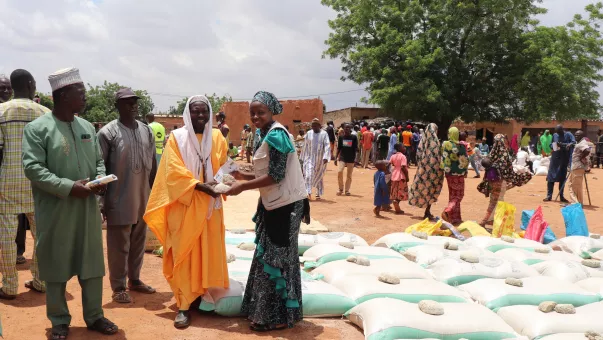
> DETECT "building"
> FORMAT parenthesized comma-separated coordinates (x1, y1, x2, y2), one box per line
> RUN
(222, 98, 324, 147)
(323, 107, 384, 128)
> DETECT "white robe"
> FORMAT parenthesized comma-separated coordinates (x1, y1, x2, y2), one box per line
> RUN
(300, 130, 331, 196)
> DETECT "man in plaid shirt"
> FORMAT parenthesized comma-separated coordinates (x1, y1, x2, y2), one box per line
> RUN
(0, 69, 50, 299)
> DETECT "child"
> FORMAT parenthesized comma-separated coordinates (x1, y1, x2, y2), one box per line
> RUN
(228, 142, 239, 160)
(373, 160, 391, 217)
(389, 143, 409, 214)
(479, 157, 497, 198)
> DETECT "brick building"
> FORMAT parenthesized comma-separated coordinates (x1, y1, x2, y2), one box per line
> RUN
(221, 98, 324, 146)
(323, 107, 384, 128)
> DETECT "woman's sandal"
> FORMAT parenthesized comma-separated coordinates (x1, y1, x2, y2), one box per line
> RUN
(250, 323, 288, 332)
(87, 317, 118, 335)
(51, 324, 69, 340)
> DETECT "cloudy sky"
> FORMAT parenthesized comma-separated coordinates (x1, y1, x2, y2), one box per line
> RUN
(0, 0, 598, 112)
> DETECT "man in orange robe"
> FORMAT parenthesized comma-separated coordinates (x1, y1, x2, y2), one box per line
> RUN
(144, 95, 229, 329)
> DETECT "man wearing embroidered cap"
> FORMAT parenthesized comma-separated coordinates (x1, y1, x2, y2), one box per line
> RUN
(22, 68, 119, 339)
(98, 88, 157, 304)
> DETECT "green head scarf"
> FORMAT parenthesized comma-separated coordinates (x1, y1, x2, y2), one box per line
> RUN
(448, 127, 460, 143)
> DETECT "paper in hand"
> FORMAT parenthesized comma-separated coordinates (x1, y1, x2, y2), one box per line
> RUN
(552, 142, 559, 152)
(214, 158, 239, 182)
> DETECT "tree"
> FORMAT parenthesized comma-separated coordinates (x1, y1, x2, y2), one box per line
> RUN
(35, 92, 54, 110)
(168, 94, 232, 115)
(322, 0, 603, 136)
(82, 81, 155, 123)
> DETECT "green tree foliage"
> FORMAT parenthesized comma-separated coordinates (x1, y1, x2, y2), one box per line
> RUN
(168, 94, 232, 115)
(35, 92, 54, 110)
(322, 0, 603, 133)
(82, 81, 155, 123)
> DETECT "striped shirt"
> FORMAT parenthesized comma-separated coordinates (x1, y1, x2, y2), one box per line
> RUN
(0, 99, 50, 213)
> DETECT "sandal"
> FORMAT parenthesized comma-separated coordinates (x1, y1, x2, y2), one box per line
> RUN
(0, 288, 16, 300)
(128, 281, 156, 294)
(16, 255, 27, 264)
(25, 280, 45, 293)
(112, 290, 132, 304)
(250, 323, 288, 332)
(51, 324, 69, 340)
(87, 317, 118, 335)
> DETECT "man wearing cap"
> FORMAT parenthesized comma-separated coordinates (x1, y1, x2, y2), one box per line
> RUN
(0, 69, 49, 300)
(300, 118, 330, 199)
(146, 113, 166, 165)
(240, 124, 250, 159)
(98, 88, 157, 304)
(22, 68, 118, 338)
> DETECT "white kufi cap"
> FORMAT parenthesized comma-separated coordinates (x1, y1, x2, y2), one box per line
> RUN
(48, 67, 83, 92)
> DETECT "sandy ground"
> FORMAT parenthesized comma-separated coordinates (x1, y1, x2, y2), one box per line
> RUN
(2, 163, 602, 339)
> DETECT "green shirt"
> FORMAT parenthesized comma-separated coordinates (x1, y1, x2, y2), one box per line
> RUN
(22, 113, 106, 282)
(149, 121, 166, 155)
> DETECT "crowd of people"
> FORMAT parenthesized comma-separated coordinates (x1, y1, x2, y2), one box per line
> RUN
(0, 67, 601, 339)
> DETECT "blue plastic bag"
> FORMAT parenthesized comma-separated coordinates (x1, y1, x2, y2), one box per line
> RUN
(561, 204, 589, 237)
(520, 209, 557, 244)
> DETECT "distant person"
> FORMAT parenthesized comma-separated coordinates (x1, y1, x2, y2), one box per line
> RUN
(0, 74, 12, 103)
(245, 125, 254, 163)
(540, 130, 553, 157)
(23, 67, 118, 338)
(98, 88, 158, 304)
(228, 142, 239, 159)
(335, 123, 358, 196)
(377, 128, 390, 161)
(33, 94, 41, 104)
(544, 125, 575, 202)
(240, 124, 250, 159)
(469, 141, 481, 178)
(411, 126, 421, 165)
(402, 125, 413, 160)
(389, 143, 409, 214)
(216, 111, 230, 143)
(596, 129, 603, 168)
(568, 130, 591, 205)
(372, 125, 381, 164)
(361, 126, 374, 168)
(373, 160, 390, 217)
(146, 113, 166, 165)
(478, 137, 490, 155)
(300, 118, 330, 199)
(0, 69, 49, 300)
(326, 121, 336, 160)
(386, 127, 398, 160)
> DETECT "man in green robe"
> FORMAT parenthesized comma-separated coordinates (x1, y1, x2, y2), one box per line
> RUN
(22, 68, 118, 339)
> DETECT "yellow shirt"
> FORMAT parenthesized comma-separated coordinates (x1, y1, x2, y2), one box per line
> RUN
(144, 129, 229, 309)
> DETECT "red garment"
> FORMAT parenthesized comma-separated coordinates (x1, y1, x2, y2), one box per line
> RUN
(444, 175, 465, 224)
(361, 126, 367, 133)
(389, 152, 407, 181)
(362, 130, 374, 150)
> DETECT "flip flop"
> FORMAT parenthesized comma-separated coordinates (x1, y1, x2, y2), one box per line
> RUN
(87, 317, 118, 335)
(128, 282, 156, 294)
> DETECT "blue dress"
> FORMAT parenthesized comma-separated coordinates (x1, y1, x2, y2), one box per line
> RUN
(374, 170, 390, 206)
(547, 131, 576, 183)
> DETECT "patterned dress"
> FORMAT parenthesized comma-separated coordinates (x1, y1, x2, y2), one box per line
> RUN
(440, 127, 469, 224)
(409, 123, 444, 208)
(241, 124, 304, 328)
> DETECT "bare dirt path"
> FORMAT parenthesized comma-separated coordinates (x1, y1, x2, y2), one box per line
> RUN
(2, 163, 601, 339)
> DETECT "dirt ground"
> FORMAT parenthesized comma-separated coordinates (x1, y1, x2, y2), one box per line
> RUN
(2, 163, 602, 340)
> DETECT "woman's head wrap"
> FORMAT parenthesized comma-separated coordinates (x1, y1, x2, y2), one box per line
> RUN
(252, 91, 283, 115)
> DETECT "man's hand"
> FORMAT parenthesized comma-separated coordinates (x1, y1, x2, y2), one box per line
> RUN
(89, 182, 107, 196)
(195, 182, 220, 198)
(70, 180, 93, 198)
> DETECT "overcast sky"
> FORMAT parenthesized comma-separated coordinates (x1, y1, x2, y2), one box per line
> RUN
(0, 0, 598, 112)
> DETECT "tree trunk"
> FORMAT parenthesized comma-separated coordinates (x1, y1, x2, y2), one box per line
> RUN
(436, 116, 455, 141)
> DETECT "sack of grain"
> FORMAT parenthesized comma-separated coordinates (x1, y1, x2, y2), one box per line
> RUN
(402, 244, 494, 267)
(199, 278, 246, 316)
(346, 298, 518, 340)
(224, 230, 256, 246)
(302, 244, 403, 269)
(539, 335, 601, 340)
(312, 258, 432, 285)
(575, 277, 603, 295)
(227, 259, 253, 280)
(225, 244, 255, 261)
(464, 235, 550, 253)
(531, 260, 603, 283)
(144, 227, 161, 252)
(459, 276, 601, 311)
(495, 248, 583, 265)
(371, 232, 426, 250)
(550, 236, 603, 259)
(301, 279, 357, 317)
(298, 232, 368, 255)
(497, 302, 603, 339)
(427, 257, 539, 286)
(333, 275, 468, 304)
